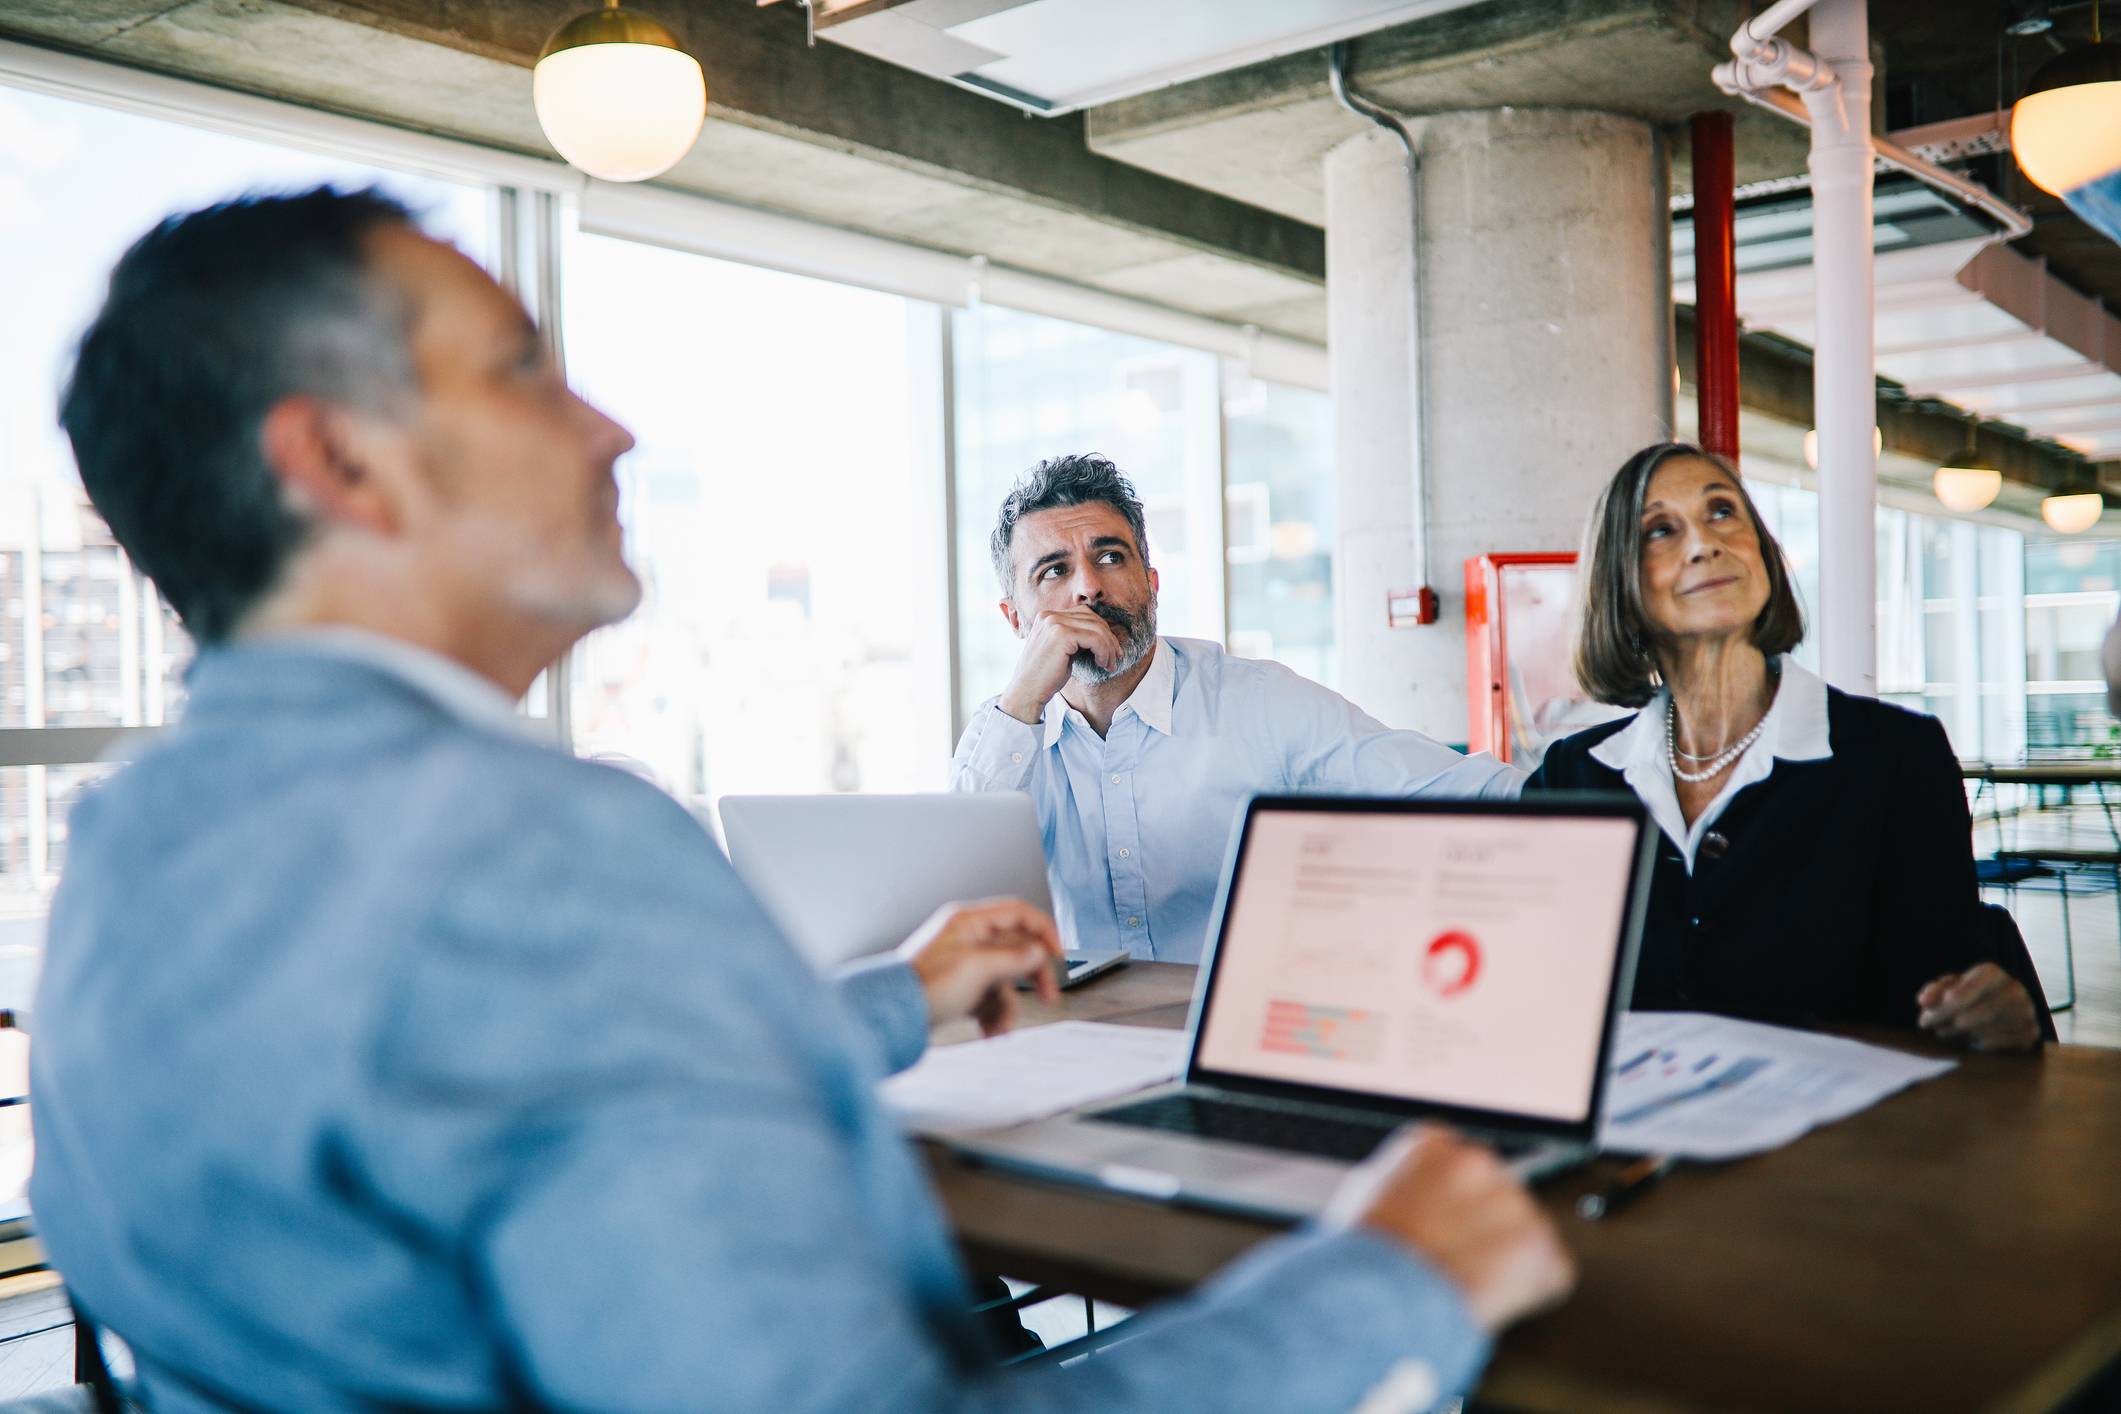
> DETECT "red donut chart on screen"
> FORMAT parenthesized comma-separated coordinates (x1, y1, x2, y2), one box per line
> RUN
(1422, 930, 1482, 998)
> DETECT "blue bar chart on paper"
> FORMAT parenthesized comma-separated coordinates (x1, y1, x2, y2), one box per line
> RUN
(1598, 1014, 1955, 1160)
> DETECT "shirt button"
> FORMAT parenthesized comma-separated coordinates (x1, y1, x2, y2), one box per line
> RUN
(1110, 773, 1124, 785)
(1127, 916, 1141, 927)
(1702, 830, 1729, 861)
(1010, 752, 1023, 764)
(1117, 847, 1131, 859)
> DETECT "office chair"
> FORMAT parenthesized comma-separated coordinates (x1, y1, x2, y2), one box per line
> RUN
(1975, 857, 2076, 1013)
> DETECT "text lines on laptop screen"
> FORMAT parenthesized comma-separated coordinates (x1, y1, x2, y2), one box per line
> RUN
(1193, 809, 1638, 1123)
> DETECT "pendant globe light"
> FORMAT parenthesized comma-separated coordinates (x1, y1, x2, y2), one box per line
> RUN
(1934, 417, 2003, 514)
(2042, 489, 2106, 535)
(534, 2, 706, 183)
(2011, 2, 2121, 202)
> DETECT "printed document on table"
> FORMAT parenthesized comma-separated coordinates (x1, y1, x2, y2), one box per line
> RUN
(1599, 1012, 1956, 1161)
(882, 1021, 1187, 1136)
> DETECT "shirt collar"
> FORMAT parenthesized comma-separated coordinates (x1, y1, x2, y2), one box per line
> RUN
(1042, 637, 1176, 748)
(1588, 656, 1830, 873)
(1590, 655, 1832, 774)
(251, 627, 535, 740)
(1769, 657, 1833, 761)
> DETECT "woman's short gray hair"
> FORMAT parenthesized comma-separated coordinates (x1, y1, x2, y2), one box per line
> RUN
(1573, 441, 1806, 708)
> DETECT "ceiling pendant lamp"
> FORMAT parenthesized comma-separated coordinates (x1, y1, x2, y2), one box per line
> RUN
(1934, 417, 2003, 514)
(534, 1, 706, 183)
(2010, 2, 2121, 205)
(2042, 490, 2106, 535)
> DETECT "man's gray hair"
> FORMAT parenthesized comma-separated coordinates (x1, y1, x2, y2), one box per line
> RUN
(989, 453, 1152, 592)
(59, 186, 419, 643)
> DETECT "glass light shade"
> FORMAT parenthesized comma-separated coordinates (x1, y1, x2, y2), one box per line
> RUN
(2010, 45, 2121, 197)
(1933, 464, 2002, 513)
(2041, 491, 2105, 534)
(1801, 426, 1881, 471)
(534, 8, 705, 183)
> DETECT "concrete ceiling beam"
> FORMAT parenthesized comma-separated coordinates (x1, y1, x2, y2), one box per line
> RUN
(1085, 0, 1813, 228)
(0, 0, 1327, 338)
(293, 0, 1324, 279)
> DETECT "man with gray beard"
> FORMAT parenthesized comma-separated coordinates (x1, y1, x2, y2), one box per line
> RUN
(953, 454, 1523, 964)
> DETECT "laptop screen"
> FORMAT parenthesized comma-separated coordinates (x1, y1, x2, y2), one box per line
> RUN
(1191, 803, 1642, 1127)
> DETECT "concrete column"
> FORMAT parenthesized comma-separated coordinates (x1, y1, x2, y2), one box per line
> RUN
(1328, 109, 1673, 745)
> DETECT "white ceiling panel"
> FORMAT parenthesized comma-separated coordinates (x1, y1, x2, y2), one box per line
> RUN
(813, 0, 1485, 115)
(1684, 188, 2119, 460)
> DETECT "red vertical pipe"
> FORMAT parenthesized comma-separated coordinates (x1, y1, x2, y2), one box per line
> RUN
(1690, 111, 1741, 462)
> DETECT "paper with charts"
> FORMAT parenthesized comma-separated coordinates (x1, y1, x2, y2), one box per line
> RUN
(880, 1021, 1188, 1136)
(1599, 1012, 1956, 1161)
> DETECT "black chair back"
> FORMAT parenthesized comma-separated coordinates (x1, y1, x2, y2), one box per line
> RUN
(67, 1304, 123, 1414)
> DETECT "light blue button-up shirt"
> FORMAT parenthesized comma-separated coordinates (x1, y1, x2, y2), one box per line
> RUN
(953, 637, 1525, 963)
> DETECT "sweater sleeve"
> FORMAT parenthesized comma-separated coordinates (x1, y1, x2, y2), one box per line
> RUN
(1523, 736, 1582, 792)
(1869, 713, 1988, 1020)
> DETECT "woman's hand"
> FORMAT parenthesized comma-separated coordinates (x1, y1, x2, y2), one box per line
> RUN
(1916, 963, 2042, 1052)
(899, 898, 1063, 1036)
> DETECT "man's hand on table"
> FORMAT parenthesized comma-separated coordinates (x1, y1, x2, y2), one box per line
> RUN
(996, 607, 1125, 725)
(899, 899, 1064, 1037)
(1917, 963, 2042, 1052)
(1327, 1126, 1576, 1335)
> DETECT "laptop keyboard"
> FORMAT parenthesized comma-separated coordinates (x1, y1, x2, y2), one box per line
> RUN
(1088, 1093, 1543, 1164)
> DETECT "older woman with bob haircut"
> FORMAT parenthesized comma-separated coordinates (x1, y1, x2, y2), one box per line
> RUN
(1527, 442, 2040, 1050)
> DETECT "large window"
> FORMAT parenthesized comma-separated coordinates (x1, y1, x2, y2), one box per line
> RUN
(1748, 473, 2028, 760)
(1224, 372, 1336, 687)
(2025, 540, 2121, 751)
(951, 304, 1226, 727)
(0, 82, 493, 974)
(949, 304, 1336, 729)
(563, 233, 952, 820)
(0, 62, 1339, 990)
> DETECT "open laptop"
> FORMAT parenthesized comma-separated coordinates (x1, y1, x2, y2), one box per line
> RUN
(717, 793, 1130, 987)
(945, 792, 1654, 1220)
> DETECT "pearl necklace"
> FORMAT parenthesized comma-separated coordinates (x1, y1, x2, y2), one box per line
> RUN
(1666, 697, 1768, 784)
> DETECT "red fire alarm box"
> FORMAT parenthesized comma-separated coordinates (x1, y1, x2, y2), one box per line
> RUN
(1464, 553, 1627, 767)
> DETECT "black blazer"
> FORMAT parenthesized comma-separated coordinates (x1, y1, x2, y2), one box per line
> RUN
(1528, 689, 1988, 1032)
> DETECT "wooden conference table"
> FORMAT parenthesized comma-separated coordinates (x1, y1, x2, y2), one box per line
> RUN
(1962, 760, 2121, 840)
(1962, 761, 2121, 788)
(926, 963, 2121, 1414)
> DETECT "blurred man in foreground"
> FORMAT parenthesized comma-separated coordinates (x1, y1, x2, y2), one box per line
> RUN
(33, 187, 1570, 1411)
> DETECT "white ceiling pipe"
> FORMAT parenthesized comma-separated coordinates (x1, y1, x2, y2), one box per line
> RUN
(1725, 86, 2033, 241)
(1713, 0, 1878, 693)
(1716, 0, 1839, 98)
(1738, 0, 1839, 48)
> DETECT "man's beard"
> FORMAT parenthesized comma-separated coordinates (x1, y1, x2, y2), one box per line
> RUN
(1071, 598, 1157, 684)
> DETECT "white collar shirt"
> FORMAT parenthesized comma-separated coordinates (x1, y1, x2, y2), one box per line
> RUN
(953, 636, 1524, 962)
(1041, 627, 1178, 747)
(255, 627, 537, 741)
(1589, 655, 1833, 874)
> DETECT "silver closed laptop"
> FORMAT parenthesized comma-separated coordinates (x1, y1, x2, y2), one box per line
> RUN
(945, 793, 1654, 1221)
(718, 792, 1129, 986)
